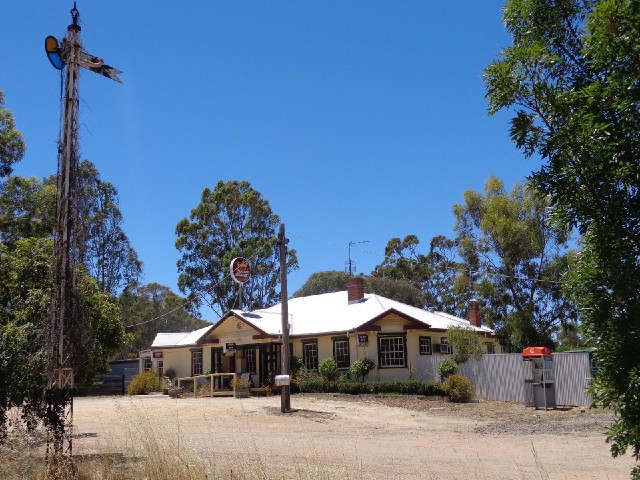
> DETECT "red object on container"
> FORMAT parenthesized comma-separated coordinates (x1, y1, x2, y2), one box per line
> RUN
(522, 346, 553, 357)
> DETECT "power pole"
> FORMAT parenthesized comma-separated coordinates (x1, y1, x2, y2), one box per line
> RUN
(44, 2, 122, 466)
(278, 223, 291, 413)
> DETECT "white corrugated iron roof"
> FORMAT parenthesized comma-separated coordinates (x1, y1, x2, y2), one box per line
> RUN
(150, 291, 493, 348)
(232, 291, 494, 336)
(151, 325, 213, 348)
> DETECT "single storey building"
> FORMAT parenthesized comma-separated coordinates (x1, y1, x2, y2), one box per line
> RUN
(142, 277, 500, 387)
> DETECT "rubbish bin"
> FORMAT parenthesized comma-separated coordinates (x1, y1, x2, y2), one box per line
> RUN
(522, 346, 556, 410)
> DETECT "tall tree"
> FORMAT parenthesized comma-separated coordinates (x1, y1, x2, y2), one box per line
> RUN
(0, 90, 25, 178)
(373, 234, 472, 316)
(73, 161, 142, 294)
(118, 283, 211, 358)
(485, 0, 640, 471)
(0, 238, 122, 437)
(453, 176, 574, 349)
(0, 176, 56, 245)
(176, 180, 298, 317)
(293, 270, 423, 308)
(293, 271, 350, 297)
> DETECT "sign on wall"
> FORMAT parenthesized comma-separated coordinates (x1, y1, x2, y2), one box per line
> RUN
(224, 342, 236, 353)
(152, 351, 163, 359)
(357, 334, 369, 346)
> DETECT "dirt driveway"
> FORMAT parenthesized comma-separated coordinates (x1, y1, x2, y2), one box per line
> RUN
(72, 394, 633, 479)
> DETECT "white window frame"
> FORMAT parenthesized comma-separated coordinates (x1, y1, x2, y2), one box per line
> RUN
(419, 336, 432, 355)
(191, 349, 203, 376)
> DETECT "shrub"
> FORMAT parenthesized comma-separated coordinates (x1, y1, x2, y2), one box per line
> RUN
(443, 374, 475, 403)
(318, 358, 339, 381)
(437, 359, 458, 382)
(290, 356, 302, 377)
(350, 357, 376, 382)
(164, 367, 176, 380)
(128, 371, 159, 395)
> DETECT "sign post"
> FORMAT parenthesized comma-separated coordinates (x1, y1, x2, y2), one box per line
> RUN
(229, 257, 251, 310)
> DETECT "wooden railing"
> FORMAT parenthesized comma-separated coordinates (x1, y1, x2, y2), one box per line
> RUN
(177, 373, 237, 397)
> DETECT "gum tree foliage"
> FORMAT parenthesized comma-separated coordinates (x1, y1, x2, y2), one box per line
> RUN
(73, 161, 142, 295)
(0, 238, 122, 438)
(373, 234, 472, 316)
(0, 90, 25, 178)
(117, 283, 211, 358)
(293, 270, 350, 297)
(293, 270, 423, 308)
(485, 0, 640, 471)
(446, 326, 483, 365)
(0, 176, 57, 245)
(176, 180, 298, 317)
(0, 163, 142, 295)
(453, 176, 575, 350)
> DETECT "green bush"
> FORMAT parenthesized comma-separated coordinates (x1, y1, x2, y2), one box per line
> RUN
(296, 377, 445, 397)
(127, 371, 160, 395)
(443, 374, 475, 403)
(318, 358, 339, 381)
(290, 356, 303, 377)
(437, 359, 458, 382)
(350, 357, 376, 382)
(164, 367, 176, 380)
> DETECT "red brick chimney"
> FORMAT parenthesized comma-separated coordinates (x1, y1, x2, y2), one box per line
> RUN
(347, 277, 365, 304)
(468, 299, 481, 328)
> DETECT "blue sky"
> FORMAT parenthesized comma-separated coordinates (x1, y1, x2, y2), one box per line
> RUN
(3, 2, 534, 321)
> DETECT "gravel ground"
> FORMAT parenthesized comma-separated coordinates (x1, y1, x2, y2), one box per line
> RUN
(67, 394, 634, 480)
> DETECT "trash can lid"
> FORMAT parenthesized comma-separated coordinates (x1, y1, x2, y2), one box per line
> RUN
(522, 346, 553, 357)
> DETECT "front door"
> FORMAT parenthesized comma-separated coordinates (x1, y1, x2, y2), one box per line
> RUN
(211, 347, 223, 388)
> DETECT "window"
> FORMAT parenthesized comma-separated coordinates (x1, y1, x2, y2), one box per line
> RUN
(157, 360, 164, 378)
(378, 334, 406, 368)
(244, 348, 256, 374)
(143, 357, 152, 372)
(302, 340, 318, 371)
(440, 337, 452, 355)
(485, 342, 495, 354)
(333, 337, 350, 369)
(419, 336, 432, 355)
(191, 349, 203, 376)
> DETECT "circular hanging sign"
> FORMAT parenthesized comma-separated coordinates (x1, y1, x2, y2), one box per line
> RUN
(230, 257, 251, 284)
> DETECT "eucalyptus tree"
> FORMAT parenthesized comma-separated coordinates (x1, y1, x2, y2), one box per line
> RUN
(453, 176, 575, 350)
(0, 90, 25, 178)
(485, 0, 640, 471)
(176, 180, 298, 317)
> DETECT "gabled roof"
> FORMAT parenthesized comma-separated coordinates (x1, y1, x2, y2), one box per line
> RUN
(151, 324, 214, 348)
(232, 291, 494, 336)
(150, 291, 494, 348)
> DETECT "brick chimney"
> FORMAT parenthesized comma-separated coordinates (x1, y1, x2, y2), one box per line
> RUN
(468, 299, 481, 328)
(347, 277, 365, 304)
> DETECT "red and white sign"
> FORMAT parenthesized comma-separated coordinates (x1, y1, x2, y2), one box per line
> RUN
(152, 351, 163, 359)
(225, 342, 236, 353)
(230, 257, 251, 284)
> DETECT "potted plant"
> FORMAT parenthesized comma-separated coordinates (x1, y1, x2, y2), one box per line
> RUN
(231, 375, 251, 398)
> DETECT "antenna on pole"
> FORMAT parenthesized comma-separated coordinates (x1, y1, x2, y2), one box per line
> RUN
(345, 240, 369, 276)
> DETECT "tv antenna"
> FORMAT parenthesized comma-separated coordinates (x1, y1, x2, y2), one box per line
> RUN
(345, 240, 369, 276)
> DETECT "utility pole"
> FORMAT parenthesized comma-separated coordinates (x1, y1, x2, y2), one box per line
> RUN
(44, 3, 122, 466)
(278, 223, 291, 413)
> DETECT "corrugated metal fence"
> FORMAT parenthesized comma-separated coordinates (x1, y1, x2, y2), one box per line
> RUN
(415, 352, 593, 406)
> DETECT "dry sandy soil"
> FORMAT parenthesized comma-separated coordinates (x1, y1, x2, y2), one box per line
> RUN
(70, 394, 634, 479)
